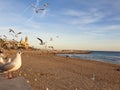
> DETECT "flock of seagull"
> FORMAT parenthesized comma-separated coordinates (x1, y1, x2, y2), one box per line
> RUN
(0, 50, 22, 79)
(32, 3, 48, 13)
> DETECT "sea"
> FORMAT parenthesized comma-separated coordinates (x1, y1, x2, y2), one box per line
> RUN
(58, 51, 120, 64)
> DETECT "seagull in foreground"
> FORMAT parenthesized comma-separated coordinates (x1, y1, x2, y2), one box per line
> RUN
(0, 53, 5, 64)
(0, 50, 11, 64)
(0, 51, 22, 79)
(0, 50, 6, 64)
(0, 56, 5, 64)
(0, 57, 11, 65)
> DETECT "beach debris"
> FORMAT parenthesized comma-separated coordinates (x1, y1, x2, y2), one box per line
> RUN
(34, 78, 37, 81)
(91, 73, 95, 81)
(0, 51, 22, 79)
(75, 88, 78, 90)
(66, 55, 69, 58)
(27, 80, 30, 83)
(46, 87, 49, 90)
(24, 73, 27, 76)
(115, 68, 120, 71)
(18, 73, 22, 76)
(65, 55, 69, 60)
(18, 71, 22, 76)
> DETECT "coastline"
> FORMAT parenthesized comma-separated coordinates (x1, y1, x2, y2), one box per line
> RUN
(2, 50, 120, 90)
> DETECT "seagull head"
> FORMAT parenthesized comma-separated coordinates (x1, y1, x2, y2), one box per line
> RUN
(17, 49, 24, 55)
(0, 49, 4, 54)
(16, 51, 22, 56)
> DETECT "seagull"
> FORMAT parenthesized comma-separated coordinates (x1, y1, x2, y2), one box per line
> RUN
(44, 3, 48, 7)
(0, 51, 6, 64)
(0, 56, 5, 64)
(0, 57, 11, 65)
(15, 32, 22, 37)
(35, 8, 45, 13)
(0, 54, 10, 65)
(32, 4, 45, 13)
(32, 2, 48, 13)
(9, 28, 22, 38)
(9, 28, 15, 33)
(37, 37, 45, 45)
(91, 73, 95, 81)
(0, 51, 22, 79)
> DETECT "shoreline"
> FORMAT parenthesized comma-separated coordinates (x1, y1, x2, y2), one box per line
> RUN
(58, 54, 120, 66)
(2, 50, 120, 90)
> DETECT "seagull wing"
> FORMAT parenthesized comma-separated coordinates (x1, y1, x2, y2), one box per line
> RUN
(31, 4, 37, 9)
(37, 8, 45, 11)
(15, 32, 22, 37)
(0, 62, 14, 72)
(17, 32, 22, 35)
(3, 35, 7, 38)
(44, 3, 48, 7)
(37, 37, 43, 45)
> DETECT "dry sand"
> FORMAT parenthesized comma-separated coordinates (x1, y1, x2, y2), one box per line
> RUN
(2, 50, 120, 90)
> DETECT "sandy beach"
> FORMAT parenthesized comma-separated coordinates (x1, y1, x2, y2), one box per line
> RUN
(2, 50, 120, 90)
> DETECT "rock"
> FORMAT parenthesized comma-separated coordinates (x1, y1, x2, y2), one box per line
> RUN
(0, 76, 32, 90)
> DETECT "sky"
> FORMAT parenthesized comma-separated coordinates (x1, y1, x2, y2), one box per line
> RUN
(0, 0, 120, 51)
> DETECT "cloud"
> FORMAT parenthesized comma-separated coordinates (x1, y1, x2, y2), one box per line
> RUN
(63, 9, 85, 17)
(77, 24, 120, 39)
(61, 8, 105, 26)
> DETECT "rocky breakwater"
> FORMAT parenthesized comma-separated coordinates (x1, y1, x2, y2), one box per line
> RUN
(52, 50, 92, 54)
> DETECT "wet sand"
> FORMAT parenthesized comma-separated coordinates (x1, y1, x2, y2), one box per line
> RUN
(2, 50, 120, 90)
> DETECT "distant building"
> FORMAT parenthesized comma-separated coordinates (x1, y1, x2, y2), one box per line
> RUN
(19, 36, 29, 49)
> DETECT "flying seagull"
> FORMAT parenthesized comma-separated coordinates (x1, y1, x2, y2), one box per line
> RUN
(15, 32, 22, 37)
(9, 28, 15, 33)
(0, 51, 22, 79)
(91, 73, 95, 81)
(32, 5, 45, 13)
(9, 28, 22, 38)
(32, 3, 48, 13)
(35, 8, 45, 13)
(37, 37, 44, 45)
(43, 3, 48, 7)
